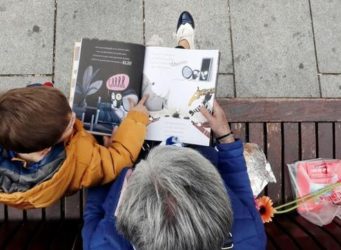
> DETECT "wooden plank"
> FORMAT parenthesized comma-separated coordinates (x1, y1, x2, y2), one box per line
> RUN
(72, 232, 83, 250)
(27, 221, 63, 250)
(283, 123, 299, 203)
(335, 122, 341, 158)
(230, 123, 246, 142)
(248, 123, 264, 148)
(300, 122, 317, 160)
(266, 238, 277, 250)
(65, 192, 82, 219)
(248, 123, 266, 196)
(7, 207, 24, 221)
(275, 215, 319, 249)
(45, 200, 62, 220)
(218, 98, 341, 122)
(334, 217, 341, 227)
(265, 222, 299, 249)
(322, 222, 341, 245)
(317, 123, 333, 158)
(0, 205, 5, 222)
(0, 221, 22, 249)
(26, 209, 43, 220)
(291, 215, 341, 249)
(50, 220, 82, 250)
(266, 123, 282, 205)
(4, 221, 41, 249)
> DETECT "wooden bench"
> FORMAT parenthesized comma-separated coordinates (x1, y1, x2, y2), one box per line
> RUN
(1, 98, 341, 249)
(223, 98, 341, 250)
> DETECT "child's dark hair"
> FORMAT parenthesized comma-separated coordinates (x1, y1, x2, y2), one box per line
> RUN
(0, 87, 72, 153)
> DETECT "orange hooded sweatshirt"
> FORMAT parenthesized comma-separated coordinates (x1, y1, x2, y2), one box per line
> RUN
(0, 111, 148, 209)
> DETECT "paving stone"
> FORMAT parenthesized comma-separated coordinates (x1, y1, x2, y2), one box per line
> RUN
(320, 75, 341, 97)
(216, 74, 234, 98)
(0, 76, 52, 93)
(54, 0, 143, 96)
(311, 0, 341, 73)
(144, 0, 232, 74)
(0, 0, 54, 74)
(230, 0, 319, 97)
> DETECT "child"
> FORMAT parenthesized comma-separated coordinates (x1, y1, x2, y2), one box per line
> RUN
(0, 84, 149, 209)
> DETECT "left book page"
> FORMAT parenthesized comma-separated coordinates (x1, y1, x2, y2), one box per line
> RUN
(70, 38, 145, 136)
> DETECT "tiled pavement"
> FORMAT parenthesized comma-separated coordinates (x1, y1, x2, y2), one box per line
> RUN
(0, 0, 340, 98)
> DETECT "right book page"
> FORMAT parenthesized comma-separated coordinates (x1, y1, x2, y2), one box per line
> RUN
(142, 47, 219, 146)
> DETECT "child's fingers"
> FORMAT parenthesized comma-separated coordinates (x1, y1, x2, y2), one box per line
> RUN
(128, 98, 136, 109)
(138, 95, 149, 106)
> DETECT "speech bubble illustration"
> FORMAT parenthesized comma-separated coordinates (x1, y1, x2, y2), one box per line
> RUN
(106, 74, 130, 91)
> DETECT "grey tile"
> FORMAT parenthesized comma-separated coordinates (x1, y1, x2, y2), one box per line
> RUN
(320, 75, 341, 97)
(54, 0, 143, 96)
(230, 0, 319, 97)
(0, 0, 54, 74)
(145, 0, 232, 74)
(216, 74, 234, 98)
(311, 0, 341, 73)
(0, 76, 52, 93)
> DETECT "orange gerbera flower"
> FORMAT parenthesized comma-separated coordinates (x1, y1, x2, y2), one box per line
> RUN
(255, 196, 276, 223)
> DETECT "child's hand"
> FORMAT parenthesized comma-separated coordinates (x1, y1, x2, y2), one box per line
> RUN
(130, 95, 149, 116)
(200, 100, 234, 143)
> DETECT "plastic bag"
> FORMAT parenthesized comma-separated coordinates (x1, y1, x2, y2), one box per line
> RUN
(288, 159, 341, 226)
(243, 143, 276, 196)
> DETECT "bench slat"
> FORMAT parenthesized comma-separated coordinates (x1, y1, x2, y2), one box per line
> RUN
(290, 215, 341, 249)
(5, 221, 41, 249)
(0, 221, 22, 249)
(50, 220, 82, 250)
(275, 215, 320, 249)
(65, 191, 82, 219)
(26, 208, 43, 220)
(301, 122, 317, 160)
(335, 122, 341, 158)
(231, 123, 247, 141)
(27, 220, 63, 250)
(0, 205, 5, 222)
(283, 123, 299, 203)
(317, 123, 334, 158)
(265, 221, 299, 249)
(220, 98, 341, 122)
(45, 200, 62, 220)
(7, 206, 24, 220)
(266, 123, 282, 205)
(249, 123, 266, 196)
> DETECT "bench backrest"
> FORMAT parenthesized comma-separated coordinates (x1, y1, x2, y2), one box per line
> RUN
(222, 98, 341, 205)
(1, 98, 340, 221)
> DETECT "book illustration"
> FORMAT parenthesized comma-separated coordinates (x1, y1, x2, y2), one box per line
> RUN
(71, 39, 144, 135)
(141, 47, 219, 145)
(70, 39, 218, 145)
(75, 65, 102, 107)
(182, 58, 213, 81)
(143, 60, 214, 125)
(73, 65, 138, 134)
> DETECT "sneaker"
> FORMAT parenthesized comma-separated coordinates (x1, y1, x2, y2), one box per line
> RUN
(176, 11, 195, 49)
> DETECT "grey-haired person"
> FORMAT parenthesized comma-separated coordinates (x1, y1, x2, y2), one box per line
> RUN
(82, 11, 266, 250)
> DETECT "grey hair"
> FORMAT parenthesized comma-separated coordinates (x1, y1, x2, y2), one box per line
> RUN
(116, 146, 233, 250)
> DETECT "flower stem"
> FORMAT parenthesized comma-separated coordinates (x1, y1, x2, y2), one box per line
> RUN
(274, 182, 341, 214)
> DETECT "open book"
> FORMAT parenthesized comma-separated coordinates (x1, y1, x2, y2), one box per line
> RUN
(70, 38, 219, 146)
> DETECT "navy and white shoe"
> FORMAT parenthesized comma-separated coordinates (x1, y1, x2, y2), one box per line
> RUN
(176, 11, 195, 49)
